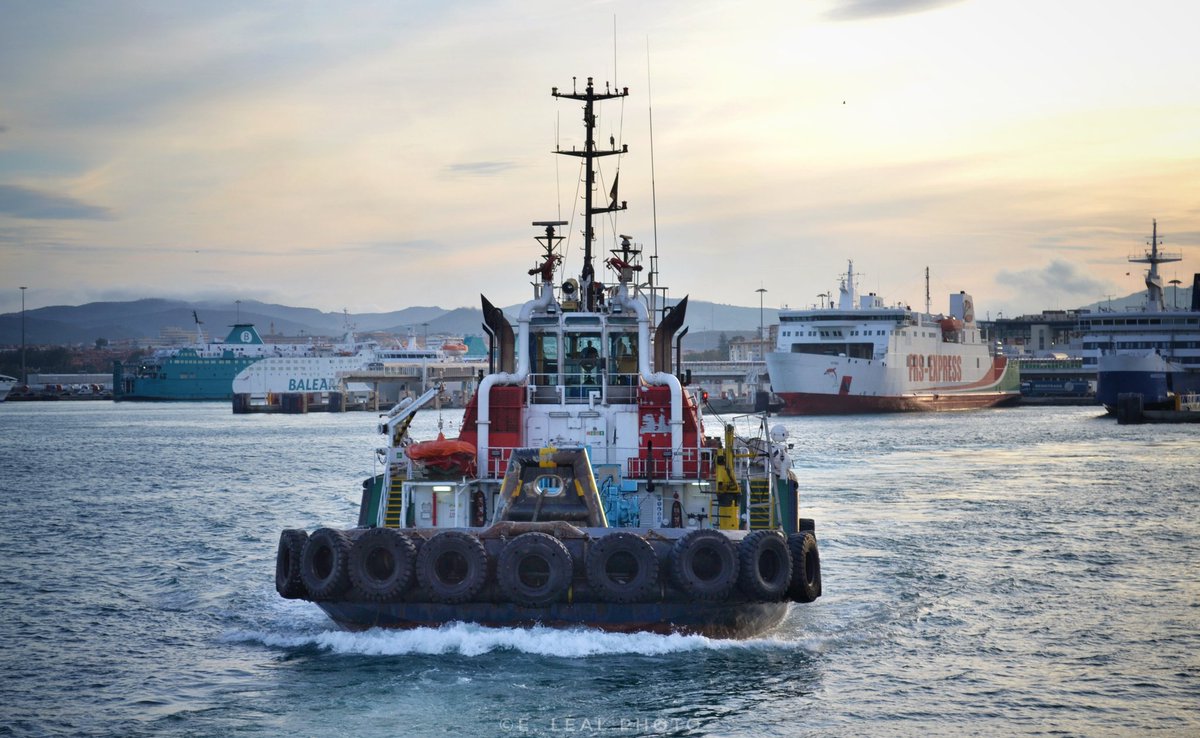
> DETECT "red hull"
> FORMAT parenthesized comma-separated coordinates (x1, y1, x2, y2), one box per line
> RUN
(776, 390, 1020, 415)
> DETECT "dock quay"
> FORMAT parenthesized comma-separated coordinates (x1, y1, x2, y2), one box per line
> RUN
(682, 360, 772, 406)
(1115, 392, 1200, 424)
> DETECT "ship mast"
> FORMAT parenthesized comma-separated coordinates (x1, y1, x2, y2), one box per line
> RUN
(924, 266, 931, 315)
(838, 260, 858, 310)
(553, 77, 629, 311)
(1129, 219, 1182, 312)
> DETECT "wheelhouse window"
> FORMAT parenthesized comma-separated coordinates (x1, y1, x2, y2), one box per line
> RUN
(564, 332, 602, 398)
(607, 332, 638, 380)
(529, 332, 559, 386)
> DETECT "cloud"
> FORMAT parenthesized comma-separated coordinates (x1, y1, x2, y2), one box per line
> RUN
(0, 185, 113, 220)
(1162, 229, 1200, 247)
(826, 0, 965, 21)
(445, 161, 519, 176)
(995, 259, 1111, 302)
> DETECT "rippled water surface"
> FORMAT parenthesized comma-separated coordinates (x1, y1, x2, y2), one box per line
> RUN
(1, 402, 1197, 736)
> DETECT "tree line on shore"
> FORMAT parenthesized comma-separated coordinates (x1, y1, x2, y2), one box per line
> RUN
(0, 345, 145, 381)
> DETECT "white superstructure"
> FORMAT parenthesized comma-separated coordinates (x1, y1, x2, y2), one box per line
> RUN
(231, 334, 446, 400)
(766, 261, 1019, 414)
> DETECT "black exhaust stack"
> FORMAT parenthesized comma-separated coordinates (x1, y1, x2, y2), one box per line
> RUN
(481, 295, 515, 373)
(654, 296, 688, 374)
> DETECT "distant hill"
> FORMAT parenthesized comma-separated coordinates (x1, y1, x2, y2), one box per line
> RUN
(0, 295, 780, 347)
(1078, 283, 1194, 313)
(0, 298, 467, 347)
(6, 283, 1195, 348)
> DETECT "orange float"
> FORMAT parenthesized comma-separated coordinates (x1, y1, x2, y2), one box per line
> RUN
(404, 432, 476, 475)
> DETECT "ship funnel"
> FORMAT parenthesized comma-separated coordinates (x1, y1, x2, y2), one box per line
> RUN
(481, 295, 515, 373)
(654, 296, 689, 373)
(950, 292, 976, 325)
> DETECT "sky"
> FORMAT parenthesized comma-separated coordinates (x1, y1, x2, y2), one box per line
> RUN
(2, 0, 1198, 320)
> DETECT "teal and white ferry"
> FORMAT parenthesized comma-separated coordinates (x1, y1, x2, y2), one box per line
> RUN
(113, 318, 317, 401)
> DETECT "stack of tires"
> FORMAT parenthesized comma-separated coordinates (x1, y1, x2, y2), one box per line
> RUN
(275, 526, 821, 606)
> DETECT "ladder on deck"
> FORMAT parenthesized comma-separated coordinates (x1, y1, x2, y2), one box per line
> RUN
(747, 477, 775, 530)
(382, 474, 406, 528)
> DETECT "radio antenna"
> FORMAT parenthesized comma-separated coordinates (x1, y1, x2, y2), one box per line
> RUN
(648, 36, 657, 289)
(613, 15, 618, 85)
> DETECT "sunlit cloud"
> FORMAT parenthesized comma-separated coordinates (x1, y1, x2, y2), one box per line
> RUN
(0, 0, 1197, 318)
(0, 185, 113, 220)
(826, 0, 966, 21)
(446, 161, 521, 176)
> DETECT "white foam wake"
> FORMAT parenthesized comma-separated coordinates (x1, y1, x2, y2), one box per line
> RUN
(227, 621, 799, 658)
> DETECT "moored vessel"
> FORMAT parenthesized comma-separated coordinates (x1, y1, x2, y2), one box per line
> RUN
(113, 316, 318, 401)
(274, 76, 822, 638)
(0, 374, 16, 402)
(1081, 221, 1200, 412)
(230, 326, 389, 406)
(766, 262, 1019, 414)
(231, 330, 483, 412)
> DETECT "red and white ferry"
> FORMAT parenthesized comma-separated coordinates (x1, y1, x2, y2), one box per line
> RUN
(765, 262, 1020, 414)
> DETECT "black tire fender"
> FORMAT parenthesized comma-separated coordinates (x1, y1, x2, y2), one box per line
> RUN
(738, 529, 793, 601)
(275, 529, 309, 600)
(585, 532, 659, 603)
(300, 527, 352, 600)
(349, 527, 417, 601)
(416, 530, 490, 604)
(497, 532, 573, 607)
(669, 529, 739, 601)
(788, 531, 822, 603)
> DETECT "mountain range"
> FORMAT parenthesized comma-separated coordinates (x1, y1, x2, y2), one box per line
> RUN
(0, 297, 779, 348)
(1, 283, 1192, 348)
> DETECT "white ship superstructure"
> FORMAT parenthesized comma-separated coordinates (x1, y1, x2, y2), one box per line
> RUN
(231, 333, 445, 400)
(766, 262, 1019, 414)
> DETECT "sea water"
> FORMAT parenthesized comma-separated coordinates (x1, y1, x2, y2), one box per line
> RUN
(0, 402, 1196, 736)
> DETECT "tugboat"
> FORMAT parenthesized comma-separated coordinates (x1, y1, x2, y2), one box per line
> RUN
(274, 77, 822, 638)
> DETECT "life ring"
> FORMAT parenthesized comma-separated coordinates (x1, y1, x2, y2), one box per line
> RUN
(585, 532, 659, 603)
(300, 528, 352, 600)
(348, 528, 417, 601)
(497, 532, 573, 607)
(405, 432, 477, 475)
(275, 529, 309, 600)
(416, 530, 489, 603)
(737, 530, 793, 601)
(788, 531, 822, 603)
(669, 529, 739, 601)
